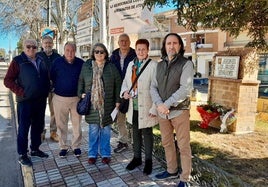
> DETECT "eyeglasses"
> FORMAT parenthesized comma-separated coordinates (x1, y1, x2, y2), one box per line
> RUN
(26, 45, 37, 49)
(94, 50, 105, 54)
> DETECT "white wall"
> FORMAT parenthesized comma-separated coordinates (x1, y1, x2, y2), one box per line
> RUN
(197, 54, 215, 78)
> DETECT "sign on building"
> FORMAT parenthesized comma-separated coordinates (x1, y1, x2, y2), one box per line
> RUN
(214, 56, 240, 79)
(109, 0, 156, 35)
(76, 0, 94, 47)
(76, 17, 93, 46)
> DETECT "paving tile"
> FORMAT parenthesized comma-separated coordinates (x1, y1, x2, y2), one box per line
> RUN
(50, 179, 65, 187)
(26, 114, 180, 186)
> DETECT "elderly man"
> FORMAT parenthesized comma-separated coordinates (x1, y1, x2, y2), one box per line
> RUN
(50, 42, 84, 158)
(4, 39, 50, 166)
(110, 33, 136, 153)
(37, 35, 61, 142)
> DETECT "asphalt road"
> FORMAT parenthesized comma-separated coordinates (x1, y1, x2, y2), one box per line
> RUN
(0, 64, 23, 187)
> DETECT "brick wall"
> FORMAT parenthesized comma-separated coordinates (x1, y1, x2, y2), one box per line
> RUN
(209, 77, 259, 134)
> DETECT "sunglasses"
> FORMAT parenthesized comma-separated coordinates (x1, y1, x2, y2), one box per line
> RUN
(26, 45, 37, 49)
(94, 50, 105, 54)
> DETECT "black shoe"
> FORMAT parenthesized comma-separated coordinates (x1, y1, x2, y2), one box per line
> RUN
(31, 150, 49, 158)
(18, 155, 32, 166)
(73, 148, 81, 157)
(126, 157, 142, 170)
(59, 149, 69, 158)
(143, 159, 152, 175)
(114, 142, 128, 153)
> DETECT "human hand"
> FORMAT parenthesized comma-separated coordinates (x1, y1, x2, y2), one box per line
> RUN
(81, 93, 86, 98)
(157, 104, 170, 115)
(123, 91, 131, 99)
(149, 113, 156, 118)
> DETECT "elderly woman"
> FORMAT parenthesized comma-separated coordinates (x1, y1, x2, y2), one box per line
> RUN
(77, 43, 122, 164)
(120, 39, 158, 175)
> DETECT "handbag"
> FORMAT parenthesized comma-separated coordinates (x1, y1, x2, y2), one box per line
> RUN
(77, 91, 91, 115)
(119, 59, 152, 114)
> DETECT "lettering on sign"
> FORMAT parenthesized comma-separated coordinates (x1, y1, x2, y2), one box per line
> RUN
(214, 56, 240, 79)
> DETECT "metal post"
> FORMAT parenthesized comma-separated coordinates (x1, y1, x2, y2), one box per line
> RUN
(47, 0, 51, 27)
(100, 0, 107, 47)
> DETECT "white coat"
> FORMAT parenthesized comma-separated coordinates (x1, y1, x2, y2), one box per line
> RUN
(120, 58, 158, 129)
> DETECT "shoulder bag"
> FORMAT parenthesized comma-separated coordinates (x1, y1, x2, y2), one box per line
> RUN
(119, 59, 152, 114)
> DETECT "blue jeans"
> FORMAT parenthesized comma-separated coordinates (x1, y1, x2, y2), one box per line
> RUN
(88, 124, 111, 158)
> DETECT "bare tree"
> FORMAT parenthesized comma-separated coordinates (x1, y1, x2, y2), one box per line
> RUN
(0, 0, 45, 41)
(0, 0, 86, 52)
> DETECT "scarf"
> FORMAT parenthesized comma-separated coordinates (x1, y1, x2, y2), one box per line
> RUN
(131, 58, 143, 92)
(91, 61, 105, 123)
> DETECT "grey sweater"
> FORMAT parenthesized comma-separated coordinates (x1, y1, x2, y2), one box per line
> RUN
(150, 55, 194, 119)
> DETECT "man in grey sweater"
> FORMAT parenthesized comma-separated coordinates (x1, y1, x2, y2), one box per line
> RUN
(150, 33, 194, 187)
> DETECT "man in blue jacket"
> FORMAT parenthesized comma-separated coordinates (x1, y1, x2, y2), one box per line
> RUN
(110, 33, 136, 153)
(50, 42, 84, 158)
(4, 39, 50, 166)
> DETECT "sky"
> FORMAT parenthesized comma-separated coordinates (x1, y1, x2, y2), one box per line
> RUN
(0, 33, 19, 55)
(0, 4, 175, 55)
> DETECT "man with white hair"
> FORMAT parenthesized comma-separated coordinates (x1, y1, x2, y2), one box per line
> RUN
(4, 39, 50, 166)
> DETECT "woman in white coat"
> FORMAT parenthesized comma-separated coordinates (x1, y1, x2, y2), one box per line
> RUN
(120, 39, 158, 175)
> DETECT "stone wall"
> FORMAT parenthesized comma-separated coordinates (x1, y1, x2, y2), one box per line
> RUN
(208, 77, 259, 134)
(208, 48, 260, 134)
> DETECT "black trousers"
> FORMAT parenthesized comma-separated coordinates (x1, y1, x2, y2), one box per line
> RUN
(17, 97, 47, 155)
(132, 110, 153, 160)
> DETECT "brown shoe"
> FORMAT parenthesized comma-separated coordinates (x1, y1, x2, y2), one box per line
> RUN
(88, 158, 96, 164)
(41, 129, 46, 142)
(50, 132, 59, 142)
(101, 157, 111, 164)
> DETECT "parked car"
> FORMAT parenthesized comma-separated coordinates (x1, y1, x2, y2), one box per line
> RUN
(0, 57, 5, 62)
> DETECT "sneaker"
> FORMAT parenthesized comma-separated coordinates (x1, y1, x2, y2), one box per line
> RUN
(50, 132, 59, 142)
(59, 149, 69, 158)
(18, 155, 32, 167)
(31, 150, 49, 158)
(88, 158, 96, 164)
(101, 157, 111, 164)
(73, 148, 81, 157)
(177, 181, 190, 187)
(114, 142, 128, 153)
(155, 171, 178, 180)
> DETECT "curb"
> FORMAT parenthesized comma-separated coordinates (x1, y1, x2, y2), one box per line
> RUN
(10, 92, 34, 187)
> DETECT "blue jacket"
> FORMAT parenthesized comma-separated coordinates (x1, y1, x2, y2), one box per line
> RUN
(110, 48, 136, 80)
(13, 52, 50, 102)
(37, 50, 61, 71)
(50, 56, 84, 97)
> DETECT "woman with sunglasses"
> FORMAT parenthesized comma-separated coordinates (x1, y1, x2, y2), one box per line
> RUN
(77, 43, 122, 164)
(120, 39, 158, 175)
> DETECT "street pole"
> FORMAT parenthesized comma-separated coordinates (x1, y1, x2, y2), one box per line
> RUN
(47, 0, 51, 27)
(100, 0, 107, 47)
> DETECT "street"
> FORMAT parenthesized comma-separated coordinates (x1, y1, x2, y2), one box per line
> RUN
(0, 64, 23, 187)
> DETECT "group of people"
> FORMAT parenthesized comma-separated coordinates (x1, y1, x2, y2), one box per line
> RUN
(4, 32, 194, 187)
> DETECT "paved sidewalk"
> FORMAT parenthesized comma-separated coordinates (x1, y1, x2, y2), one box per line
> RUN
(30, 110, 180, 187)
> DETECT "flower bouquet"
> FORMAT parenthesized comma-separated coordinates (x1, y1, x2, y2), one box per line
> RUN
(196, 103, 229, 129)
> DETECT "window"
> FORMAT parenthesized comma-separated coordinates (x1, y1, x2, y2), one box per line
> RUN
(196, 34, 205, 44)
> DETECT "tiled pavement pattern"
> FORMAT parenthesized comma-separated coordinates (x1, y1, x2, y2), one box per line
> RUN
(14, 83, 247, 187)
(32, 114, 180, 187)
